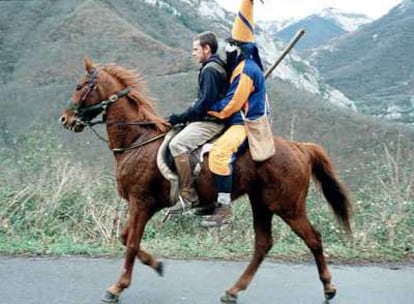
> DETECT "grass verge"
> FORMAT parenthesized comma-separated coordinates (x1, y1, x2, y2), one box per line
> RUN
(0, 131, 412, 263)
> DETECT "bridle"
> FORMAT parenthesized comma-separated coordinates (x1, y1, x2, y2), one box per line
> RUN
(67, 69, 131, 125)
(66, 68, 166, 152)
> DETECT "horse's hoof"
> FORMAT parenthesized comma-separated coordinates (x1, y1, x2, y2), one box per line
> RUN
(101, 291, 119, 303)
(220, 291, 238, 303)
(325, 289, 336, 300)
(155, 261, 164, 277)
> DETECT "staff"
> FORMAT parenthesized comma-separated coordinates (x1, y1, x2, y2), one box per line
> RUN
(264, 28, 305, 79)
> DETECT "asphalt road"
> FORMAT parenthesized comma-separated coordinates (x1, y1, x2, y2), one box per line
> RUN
(0, 257, 413, 304)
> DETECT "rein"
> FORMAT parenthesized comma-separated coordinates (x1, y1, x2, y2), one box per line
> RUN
(111, 132, 166, 153)
(84, 117, 167, 153)
(83, 109, 167, 153)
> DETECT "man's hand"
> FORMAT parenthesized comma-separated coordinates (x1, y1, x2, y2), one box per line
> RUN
(167, 113, 185, 126)
(207, 110, 226, 119)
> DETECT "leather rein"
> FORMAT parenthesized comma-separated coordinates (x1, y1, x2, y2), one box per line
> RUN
(67, 69, 166, 153)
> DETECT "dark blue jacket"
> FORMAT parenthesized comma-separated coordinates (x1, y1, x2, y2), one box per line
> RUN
(177, 54, 227, 123)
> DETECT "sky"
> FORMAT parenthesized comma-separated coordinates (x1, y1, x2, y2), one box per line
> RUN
(215, 0, 403, 21)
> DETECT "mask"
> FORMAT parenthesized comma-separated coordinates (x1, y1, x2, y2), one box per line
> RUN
(225, 42, 241, 71)
(225, 42, 240, 54)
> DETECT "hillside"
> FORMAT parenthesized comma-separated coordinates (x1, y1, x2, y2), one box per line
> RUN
(1, 0, 413, 265)
(0, 0, 357, 109)
(0, 0, 413, 189)
(0, 0, 193, 87)
(308, 0, 414, 123)
(3, 69, 413, 192)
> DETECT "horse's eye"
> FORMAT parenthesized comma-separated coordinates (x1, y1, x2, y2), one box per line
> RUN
(76, 84, 82, 90)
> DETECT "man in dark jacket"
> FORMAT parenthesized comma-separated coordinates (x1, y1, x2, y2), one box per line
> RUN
(168, 31, 228, 213)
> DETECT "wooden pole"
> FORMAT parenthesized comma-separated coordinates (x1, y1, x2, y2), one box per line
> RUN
(264, 29, 305, 80)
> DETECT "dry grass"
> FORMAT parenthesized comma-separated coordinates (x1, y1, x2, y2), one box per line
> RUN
(0, 128, 412, 261)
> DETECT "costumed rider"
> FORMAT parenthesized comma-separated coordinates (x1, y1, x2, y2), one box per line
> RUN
(167, 31, 228, 213)
(201, 0, 269, 227)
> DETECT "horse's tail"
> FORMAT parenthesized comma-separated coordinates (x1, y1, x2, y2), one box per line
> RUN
(304, 143, 353, 235)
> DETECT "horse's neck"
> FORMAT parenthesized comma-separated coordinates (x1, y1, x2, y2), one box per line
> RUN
(105, 104, 150, 151)
(98, 79, 167, 154)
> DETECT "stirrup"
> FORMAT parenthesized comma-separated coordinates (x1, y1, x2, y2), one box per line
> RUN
(167, 195, 193, 214)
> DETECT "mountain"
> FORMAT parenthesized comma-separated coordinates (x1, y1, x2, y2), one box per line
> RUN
(257, 20, 282, 34)
(276, 15, 347, 53)
(272, 7, 372, 53)
(0, 0, 355, 110)
(0, 0, 195, 87)
(318, 7, 373, 32)
(1, 0, 414, 188)
(308, 0, 414, 123)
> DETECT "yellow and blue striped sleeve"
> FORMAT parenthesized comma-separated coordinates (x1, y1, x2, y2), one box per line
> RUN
(208, 65, 255, 119)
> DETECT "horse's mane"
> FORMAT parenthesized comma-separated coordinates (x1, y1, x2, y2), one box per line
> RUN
(102, 64, 170, 133)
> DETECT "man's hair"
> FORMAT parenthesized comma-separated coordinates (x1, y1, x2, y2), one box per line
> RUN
(194, 31, 218, 54)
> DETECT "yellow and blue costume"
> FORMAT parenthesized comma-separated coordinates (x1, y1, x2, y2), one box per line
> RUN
(208, 0, 266, 177)
(200, 0, 267, 227)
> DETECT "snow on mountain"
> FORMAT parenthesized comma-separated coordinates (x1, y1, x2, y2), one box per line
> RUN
(198, 0, 227, 19)
(318, 7, 373, 32)
(143, 0, 181, 17)
(175, 0, 357, 110)
(394, 0, 414, 14)
(259, 6, 371, 37)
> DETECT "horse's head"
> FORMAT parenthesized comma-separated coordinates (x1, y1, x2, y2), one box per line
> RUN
(60, 57, 111, 132)
(60, 56, 170, 134)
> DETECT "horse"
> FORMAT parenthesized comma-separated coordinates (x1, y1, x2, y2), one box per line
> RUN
(59, 57, 352, 303)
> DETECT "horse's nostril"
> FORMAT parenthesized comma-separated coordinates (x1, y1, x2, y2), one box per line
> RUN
(59, 116, 66, 124)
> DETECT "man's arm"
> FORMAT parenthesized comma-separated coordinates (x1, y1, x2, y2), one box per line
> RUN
(168, 67, 225, 125)
(208, 72, 254, 119)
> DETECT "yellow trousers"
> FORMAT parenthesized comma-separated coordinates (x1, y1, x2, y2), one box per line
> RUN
(209, 125, 247, 176)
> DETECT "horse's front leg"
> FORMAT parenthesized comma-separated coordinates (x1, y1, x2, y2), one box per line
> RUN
(120, 225, 163, 276)
(221, 196, 274, 303)
(137, 249, 164, 276)
(102, 207, 151, 303)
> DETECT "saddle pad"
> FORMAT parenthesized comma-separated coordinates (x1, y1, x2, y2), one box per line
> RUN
(156, 128, 180, 182)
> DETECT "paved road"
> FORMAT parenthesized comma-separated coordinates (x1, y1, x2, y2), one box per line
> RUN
(0, 257, 413, 304)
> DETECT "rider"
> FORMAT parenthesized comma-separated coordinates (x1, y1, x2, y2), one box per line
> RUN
(201, 0, 268, 227)
(167, 31, 228, 213)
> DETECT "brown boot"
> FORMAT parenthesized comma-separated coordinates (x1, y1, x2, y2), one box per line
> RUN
(168, 154, 199, 214)
(200, 204, 232, 227)
(193, 202, 218, 216)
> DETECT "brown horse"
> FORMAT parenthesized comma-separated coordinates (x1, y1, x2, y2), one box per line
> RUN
(60, 57, 352, 303)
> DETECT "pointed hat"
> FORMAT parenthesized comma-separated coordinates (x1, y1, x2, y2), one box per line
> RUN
(231, 0, 255, 43)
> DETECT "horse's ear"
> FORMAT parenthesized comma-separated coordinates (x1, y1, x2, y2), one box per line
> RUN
(83, 56, 94, 72)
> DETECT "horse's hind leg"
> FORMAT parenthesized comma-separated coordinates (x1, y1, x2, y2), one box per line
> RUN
(222, 197, 273, 303)
(281, 212, 336, 300)
(121, 226, 163, 276)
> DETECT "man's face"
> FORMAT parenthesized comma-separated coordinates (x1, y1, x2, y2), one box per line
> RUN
(192, 40, 211, 64)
